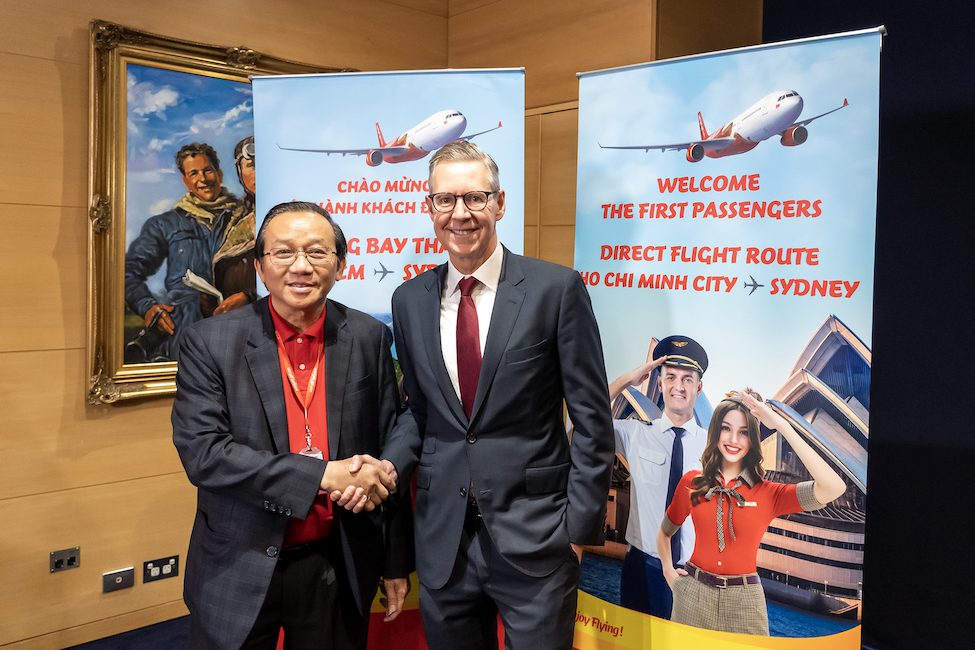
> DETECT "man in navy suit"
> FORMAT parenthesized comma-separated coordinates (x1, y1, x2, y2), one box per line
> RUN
(173, 201, 413, 649)
(383, 142, 614, 649)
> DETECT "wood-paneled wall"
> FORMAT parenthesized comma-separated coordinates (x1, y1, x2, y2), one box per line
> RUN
(0, 1, 446, 646)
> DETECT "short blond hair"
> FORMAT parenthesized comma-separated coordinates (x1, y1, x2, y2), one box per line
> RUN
(428, 141, 500, 191)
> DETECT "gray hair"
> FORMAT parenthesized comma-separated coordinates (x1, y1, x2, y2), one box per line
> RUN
(428, 141, 500, 191)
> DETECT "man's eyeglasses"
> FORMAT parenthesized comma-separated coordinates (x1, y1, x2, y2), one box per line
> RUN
(262, 248, 336, 267)
(427, 191, 498, 213)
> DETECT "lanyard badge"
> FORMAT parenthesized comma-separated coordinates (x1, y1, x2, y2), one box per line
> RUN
(275, 332, 324, 460)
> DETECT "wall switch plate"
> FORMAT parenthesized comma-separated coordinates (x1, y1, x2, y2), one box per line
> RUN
(50, 547, 80, 573)
(143, 555, 179, 583)
(103, 567, 135, 593)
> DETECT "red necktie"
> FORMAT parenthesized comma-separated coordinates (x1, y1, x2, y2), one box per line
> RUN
(456, 277, 481, 419)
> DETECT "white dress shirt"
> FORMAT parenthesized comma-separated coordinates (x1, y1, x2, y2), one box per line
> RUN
(613, 413, 707, 564)
(440, 243, 504, 402)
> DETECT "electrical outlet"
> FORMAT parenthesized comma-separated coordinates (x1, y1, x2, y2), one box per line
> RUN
(143, 555, 179, 583)
(103, 567, 135, 593)
(50, 547, 80, 573)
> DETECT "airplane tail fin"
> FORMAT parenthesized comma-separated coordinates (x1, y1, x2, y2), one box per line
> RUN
(375, 122, 387, 147)
(697, 112, 709, 140)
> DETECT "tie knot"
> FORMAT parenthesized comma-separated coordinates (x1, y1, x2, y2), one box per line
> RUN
(672, 426, 686, 438)
(459, 277, 479, 297)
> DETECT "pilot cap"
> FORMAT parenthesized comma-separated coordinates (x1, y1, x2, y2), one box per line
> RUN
(653, 335, 708, 375)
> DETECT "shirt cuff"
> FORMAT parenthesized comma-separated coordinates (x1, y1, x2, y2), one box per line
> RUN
(660, 516, 680, 538)
(796, 480, 827, 511)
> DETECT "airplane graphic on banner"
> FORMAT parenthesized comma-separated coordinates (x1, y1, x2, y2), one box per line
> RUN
(277, 109, 502, 166)
(600, 91, 848, 162)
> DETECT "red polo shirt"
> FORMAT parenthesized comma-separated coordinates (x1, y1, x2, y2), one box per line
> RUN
(269, 297, 335, 545)
(665, 470, 812, 575)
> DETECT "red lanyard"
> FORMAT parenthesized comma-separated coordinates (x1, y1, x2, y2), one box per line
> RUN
(275, 331, 323, 453)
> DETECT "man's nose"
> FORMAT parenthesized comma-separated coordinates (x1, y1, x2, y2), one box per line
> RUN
(451, 197, 472, 218)
(289, 252, 314, 271)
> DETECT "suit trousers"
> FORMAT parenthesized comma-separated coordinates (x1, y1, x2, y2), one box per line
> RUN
(238, 537, 366, 650)
(420, 507, 580, 650)
(620, 546, 673, 619)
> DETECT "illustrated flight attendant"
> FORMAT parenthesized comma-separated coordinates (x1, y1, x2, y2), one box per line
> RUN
(657, 390, 846, 635)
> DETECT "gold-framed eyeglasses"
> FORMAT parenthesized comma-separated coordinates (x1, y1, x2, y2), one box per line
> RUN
(262, 248, 337, 267)
(427, 190, 498, 213)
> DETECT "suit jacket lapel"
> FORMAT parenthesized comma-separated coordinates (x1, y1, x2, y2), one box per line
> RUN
(423, 265, 468, 426)
(244, 300, 289, 453)
(324, 300, 350, 460)
(470, 248, 525, 424)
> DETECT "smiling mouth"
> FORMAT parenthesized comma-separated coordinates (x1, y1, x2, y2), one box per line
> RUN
(723, 444, 742, 455)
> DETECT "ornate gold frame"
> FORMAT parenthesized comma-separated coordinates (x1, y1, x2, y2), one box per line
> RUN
(87, 20, 345, 404)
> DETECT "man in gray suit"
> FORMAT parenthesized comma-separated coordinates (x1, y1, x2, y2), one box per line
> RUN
(383, 142, 614, 649)
(173, 201, 413, 649)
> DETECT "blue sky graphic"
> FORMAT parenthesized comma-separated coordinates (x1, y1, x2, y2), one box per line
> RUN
(576, 32, 881, 399)
(252, 70, 525, 313)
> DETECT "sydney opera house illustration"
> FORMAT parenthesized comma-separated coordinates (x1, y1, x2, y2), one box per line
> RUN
(606, 315, 868, 618)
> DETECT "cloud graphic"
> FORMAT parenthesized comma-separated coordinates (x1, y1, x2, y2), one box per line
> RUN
(148, 137, 174, 152)
(127, 75, 180, 120)
(192, 100, 253, 133)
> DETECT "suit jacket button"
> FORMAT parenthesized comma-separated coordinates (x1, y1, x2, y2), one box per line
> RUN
(466, 434, 477, 444)
(284, 508, 292, 516)
(264, 500, 270, 510)
(460, 487, 467, 498)
(266, 545, 279, 558)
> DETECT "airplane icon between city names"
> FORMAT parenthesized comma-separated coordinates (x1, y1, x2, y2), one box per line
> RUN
(744, 275, 764, 295)
(374, 262, 394, 282)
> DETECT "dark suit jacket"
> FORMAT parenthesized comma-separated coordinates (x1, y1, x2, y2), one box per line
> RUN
(384, 248, 614, 589)
(172, 297, 414, 650)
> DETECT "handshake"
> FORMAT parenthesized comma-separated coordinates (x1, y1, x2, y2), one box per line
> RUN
(320, 454, 399, 513)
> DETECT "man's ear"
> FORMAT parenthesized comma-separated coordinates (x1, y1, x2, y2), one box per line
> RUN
(495, 189, 506, 221)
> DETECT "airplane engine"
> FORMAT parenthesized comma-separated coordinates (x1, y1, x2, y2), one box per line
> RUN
(685, 143, 705, 162)
(780, 125, 808, 147)
(366, 150, 384, 166)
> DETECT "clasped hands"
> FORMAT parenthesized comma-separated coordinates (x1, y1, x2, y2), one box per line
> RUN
(320, 454, 398, 513)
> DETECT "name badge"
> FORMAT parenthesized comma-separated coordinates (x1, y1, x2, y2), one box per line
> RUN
(742, 501, 758, 507)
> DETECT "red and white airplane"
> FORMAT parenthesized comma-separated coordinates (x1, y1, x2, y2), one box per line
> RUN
(278, 109, 502, 166)
(600, 91, 848, 162)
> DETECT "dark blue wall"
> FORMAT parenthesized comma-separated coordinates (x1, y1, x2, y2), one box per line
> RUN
(763, 2, 975, 649)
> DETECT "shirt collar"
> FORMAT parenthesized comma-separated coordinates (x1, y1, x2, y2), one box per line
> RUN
(659, 412, 698, 435)
(445, 243, 504, 297)
(268, 295, 326, 342)
(738, 468, 758, 488)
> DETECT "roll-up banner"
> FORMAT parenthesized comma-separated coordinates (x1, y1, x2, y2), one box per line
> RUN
(573, 28, 882, 649)
(251, 68, 524, 649)
(252, 69, 525, 320)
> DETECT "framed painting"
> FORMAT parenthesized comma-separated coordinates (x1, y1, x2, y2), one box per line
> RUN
(87, 20, 345, 404)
